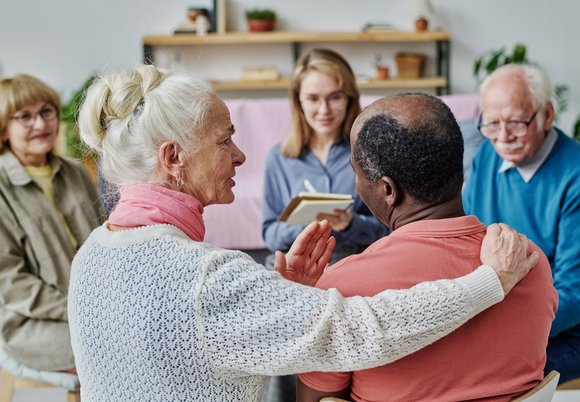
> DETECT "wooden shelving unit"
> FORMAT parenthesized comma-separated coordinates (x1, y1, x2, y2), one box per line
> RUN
(210, 77, 447, 91)
(143, 31, 451, 94)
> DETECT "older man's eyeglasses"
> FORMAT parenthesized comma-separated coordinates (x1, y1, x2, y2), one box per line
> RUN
(300, 92, 349, 111)
(477, 110, 538, 138)
(10, 105, 58, 128)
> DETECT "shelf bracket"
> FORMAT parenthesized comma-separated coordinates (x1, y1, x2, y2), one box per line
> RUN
(143, 44, 154, 65)
(292, 42, 300, 63)
(436, 40, 450, 95)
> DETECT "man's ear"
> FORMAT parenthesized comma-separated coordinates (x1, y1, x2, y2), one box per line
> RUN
(158, 141, 185, 178)
(543, 101, 555, 131)
(380, 176, 400, 207)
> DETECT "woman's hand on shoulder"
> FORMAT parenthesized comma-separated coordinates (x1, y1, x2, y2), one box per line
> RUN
(274, 220, 336, 286)
(480, 223, 540, 295)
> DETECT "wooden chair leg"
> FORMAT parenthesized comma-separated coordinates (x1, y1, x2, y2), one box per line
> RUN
(557, 377, 580, 390)
(0, 369, 16, 402)
(66, 390, 80, 402)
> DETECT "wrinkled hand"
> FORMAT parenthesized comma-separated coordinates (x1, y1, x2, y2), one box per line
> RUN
(316, 208, 353, 232)
(274, 220, 336, 286)
(480, 223, 539, 295)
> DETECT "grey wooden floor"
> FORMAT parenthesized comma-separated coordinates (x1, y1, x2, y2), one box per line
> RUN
(12, 388, 580, 402)
(12, 388, 580, 401)
(13, 388, 66, 402)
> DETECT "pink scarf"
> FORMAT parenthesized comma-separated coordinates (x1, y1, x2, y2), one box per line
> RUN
(108, 184, 205, 241)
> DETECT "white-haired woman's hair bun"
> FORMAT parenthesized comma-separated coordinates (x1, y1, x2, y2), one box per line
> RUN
(78, 65, 214, 187)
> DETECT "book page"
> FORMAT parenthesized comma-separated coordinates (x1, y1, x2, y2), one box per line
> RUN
(297, 192, 353, 200)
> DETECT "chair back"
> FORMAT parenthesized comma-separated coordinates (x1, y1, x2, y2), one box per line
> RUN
(512, 371, 560, 402)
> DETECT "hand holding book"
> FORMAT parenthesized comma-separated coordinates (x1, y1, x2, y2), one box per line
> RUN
(315, 208, 353, 231)
(278, 192, 354, 226)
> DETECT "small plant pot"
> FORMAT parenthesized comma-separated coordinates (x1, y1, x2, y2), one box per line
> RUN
(415, 17, 429, 32)
(376, 66, 390, 80)
(248, 19, 275, 32)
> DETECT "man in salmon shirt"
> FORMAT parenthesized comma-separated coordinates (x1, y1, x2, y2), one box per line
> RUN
(297, 93, 557, 402)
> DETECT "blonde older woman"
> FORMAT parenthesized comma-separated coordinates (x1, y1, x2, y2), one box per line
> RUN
(0, 74, 103, 373)
(69, 65, 537, 401)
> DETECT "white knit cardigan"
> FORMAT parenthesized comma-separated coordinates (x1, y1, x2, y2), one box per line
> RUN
(68, 224, 503, 401)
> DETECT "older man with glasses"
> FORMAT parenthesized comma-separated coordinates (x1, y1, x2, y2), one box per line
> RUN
(463, 63, 580, 384)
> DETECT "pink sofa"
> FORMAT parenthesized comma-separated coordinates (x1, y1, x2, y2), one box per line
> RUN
(203, 94, 481, 250)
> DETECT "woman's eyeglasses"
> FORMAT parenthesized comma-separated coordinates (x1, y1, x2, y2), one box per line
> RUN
(10, 105, 58, 128)
(300, 92, 349, 111)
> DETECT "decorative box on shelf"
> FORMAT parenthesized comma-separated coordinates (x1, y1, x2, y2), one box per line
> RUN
(396, 53, 426, 78)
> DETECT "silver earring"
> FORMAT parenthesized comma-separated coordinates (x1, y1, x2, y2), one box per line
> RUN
(176, 177, 184, 191)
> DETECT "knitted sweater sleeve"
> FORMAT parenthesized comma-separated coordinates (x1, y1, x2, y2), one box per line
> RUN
(198, 252, 503, 377)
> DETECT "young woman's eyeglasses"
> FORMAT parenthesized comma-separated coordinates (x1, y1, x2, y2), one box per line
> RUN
(477, 110, 538, 138)
(300, 92, 349, 111)
(10, 105, 58, 128)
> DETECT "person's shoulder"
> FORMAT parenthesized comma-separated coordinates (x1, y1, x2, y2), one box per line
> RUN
(546, 129, 580, 180)
(525, 240, 557, 293)
(554, 128, 580, 158)
(56, 154, 84, 168)
(316, 236, 395, 290)
(206, 247, 256, 266)
(472, 139, 495, 160)
(56, 155, 93, 178)
(266, 143, 283, 156)
(265, 143, 285, 164)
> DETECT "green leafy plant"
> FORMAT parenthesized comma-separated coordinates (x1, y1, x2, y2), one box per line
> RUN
(553, 84, 569, 124)
(60, 75, 98, 161)
(573, 117, 580, 142)
(245, 8, 276, 20)
(473, 43, 528, 84)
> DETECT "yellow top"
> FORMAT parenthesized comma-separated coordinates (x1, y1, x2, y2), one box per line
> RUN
(24, 164, 78, 250)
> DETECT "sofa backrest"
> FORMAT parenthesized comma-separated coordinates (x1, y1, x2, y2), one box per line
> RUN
(203, 94, 482, 250)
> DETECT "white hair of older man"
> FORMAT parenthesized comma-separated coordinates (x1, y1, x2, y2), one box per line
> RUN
(480, 63, 553, 128)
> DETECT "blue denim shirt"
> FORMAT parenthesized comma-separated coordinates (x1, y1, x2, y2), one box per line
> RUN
(262, 139, 389, 252)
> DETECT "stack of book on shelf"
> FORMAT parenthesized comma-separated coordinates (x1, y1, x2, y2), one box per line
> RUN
(362, 22, 398, 33)
(174, 22, 199, 34)
(279, 192, 354, 226)
(242, 66, 281, 81)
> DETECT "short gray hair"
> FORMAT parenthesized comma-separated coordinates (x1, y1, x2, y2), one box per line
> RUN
(78, 65, 214, 186)
(480, 64, 552, 111)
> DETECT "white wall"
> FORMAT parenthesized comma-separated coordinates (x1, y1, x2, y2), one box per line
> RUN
(1, 0, 579, 131)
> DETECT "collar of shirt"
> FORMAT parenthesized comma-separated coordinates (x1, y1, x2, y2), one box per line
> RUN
(0, 149, 61, 186)
(300, 137, 350, 163)
(498, 128, 557, 183)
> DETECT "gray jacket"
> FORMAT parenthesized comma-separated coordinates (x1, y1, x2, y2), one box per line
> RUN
(0, 149, 104, 370)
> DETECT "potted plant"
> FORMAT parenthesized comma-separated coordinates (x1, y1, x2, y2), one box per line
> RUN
(245, 8, 276, 32)
(374, 55, 390, 80)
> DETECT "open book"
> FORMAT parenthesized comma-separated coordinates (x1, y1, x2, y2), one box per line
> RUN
(278, 192, 354, 226)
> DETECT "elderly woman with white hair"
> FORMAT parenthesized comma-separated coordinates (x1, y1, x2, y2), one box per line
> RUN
(68, 65, 538, 401)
